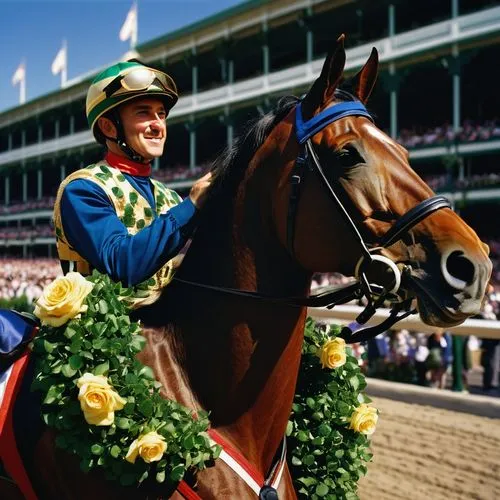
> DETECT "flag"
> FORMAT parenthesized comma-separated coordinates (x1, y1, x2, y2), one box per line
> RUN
(12, 62, 25, 86)
(51, 44, 67, 76)
(119, 2, 137, 45)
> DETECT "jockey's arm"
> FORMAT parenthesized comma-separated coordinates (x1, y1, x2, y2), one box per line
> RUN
(60, 179, 197, 286)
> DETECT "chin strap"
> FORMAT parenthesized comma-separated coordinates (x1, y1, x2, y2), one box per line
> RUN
(102, 111, 146, 164)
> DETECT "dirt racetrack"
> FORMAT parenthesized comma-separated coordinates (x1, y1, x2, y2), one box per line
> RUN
(358, 397, 500, 500)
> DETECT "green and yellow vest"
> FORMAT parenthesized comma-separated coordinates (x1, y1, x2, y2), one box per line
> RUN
(53, 161, 183, 306)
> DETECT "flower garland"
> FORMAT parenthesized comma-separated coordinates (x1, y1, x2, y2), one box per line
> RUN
(32, 271, 377, 496)
(32, 271, 219, 488)
(287, 318, 377, 499)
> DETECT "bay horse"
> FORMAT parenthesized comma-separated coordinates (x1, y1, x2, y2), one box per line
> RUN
(4, 36, 492, 499)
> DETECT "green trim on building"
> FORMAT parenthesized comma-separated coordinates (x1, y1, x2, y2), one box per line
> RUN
(138, 0, 271, 52)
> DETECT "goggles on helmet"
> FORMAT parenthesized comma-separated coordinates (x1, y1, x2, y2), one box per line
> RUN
(103, 67, 175, 98)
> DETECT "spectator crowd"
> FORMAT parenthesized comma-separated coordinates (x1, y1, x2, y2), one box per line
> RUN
(397, 118, 500, 148)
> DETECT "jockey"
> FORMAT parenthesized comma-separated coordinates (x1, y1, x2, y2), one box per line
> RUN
(53, 60, 211, 302)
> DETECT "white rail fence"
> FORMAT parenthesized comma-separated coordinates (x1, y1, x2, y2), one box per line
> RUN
(308, 305, 500, 340)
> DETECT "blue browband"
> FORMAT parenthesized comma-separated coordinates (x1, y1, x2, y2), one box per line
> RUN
(295, 101, 373, 144)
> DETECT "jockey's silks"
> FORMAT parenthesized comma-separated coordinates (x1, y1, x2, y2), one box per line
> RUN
(53, 153, 197, 305)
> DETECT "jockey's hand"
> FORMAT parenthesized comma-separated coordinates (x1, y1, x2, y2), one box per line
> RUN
(189, 171, 213, 209)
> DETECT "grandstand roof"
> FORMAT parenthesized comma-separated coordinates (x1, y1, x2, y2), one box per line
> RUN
(138, 0, 270, 51)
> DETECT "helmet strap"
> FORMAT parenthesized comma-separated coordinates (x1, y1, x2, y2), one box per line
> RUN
(105, 110, 147, 164)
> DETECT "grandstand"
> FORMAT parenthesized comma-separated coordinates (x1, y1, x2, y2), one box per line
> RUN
(0, 0, 499, 264)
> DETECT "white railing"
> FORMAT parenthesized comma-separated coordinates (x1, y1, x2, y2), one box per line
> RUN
(0, 130, 93, 166)
(308, 305, 500, 340)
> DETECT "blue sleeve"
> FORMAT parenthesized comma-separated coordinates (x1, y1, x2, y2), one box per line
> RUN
(60, 179, 197, 286)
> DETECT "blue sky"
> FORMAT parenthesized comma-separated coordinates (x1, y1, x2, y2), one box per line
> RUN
(0, 0, 244, 113)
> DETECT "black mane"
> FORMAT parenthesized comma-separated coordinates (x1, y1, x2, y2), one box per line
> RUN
(207, 95, 299, 200)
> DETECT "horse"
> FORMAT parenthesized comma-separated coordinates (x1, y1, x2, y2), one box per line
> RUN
(3, 35, 492, 499)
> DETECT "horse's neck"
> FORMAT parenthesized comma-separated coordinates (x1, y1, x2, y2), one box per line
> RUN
(143, 189, 311, 474)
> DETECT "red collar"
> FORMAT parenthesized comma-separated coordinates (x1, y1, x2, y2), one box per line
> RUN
(105, 151, 151, 177)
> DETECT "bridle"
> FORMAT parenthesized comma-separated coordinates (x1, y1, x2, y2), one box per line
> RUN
(174, 99, 451, 343)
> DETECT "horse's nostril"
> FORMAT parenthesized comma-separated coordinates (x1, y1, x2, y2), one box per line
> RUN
(444, 250, 476, 290)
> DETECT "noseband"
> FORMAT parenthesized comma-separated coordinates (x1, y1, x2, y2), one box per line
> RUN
(174, 99, 451, 343)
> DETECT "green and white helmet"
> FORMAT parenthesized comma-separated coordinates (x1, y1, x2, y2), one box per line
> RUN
(86, 60, 178, 148)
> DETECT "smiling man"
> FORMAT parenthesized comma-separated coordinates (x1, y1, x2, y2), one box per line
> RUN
(53, 61, 211, 300)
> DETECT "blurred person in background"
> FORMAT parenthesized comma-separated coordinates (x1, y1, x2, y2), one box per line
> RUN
(426, 328, 452, 389)
(480, 298, 500, 393)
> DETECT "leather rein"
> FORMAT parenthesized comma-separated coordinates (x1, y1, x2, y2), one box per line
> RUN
(173, 99, 451, 343)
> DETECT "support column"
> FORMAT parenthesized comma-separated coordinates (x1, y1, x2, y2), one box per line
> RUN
(221, 108, 233, 148)
(8, 133, 12, 151)
(191, 47, 198, 94)
(380, 64, 405, 140)
(37, 168, 43, 200)
(5, 177, 10, 206)
(60, 164, 66, 182)
(389, 63, 398, 139)
(450, 47, 461, 135)
(451, 0, 459, 18)
(55, 119, 60, 139)
(22, 171, 28, 202)
(228, 58, 234, 85)
(186, 118, 197, 171)
(69, 115, 75, 134)
(452, 336, 464, 392)
(38, 123, 43, 143)
(388, 4, 395, 37)
(262, 19, 269, 75)
(153, 157, 160, 171)
(305, 7, 313, 63)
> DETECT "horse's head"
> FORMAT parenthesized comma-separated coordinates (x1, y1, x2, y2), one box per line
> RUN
(269, 35, 491, 327)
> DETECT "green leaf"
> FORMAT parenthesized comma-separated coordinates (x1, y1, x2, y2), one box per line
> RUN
(315, 483, 329, 497)
(91, 444, 104, 455)
(349, 375, 360, 391)
(110, 445, 121, 458)
(138, 399, 154, 418)
(170, 465, 185, 482)
(297, 431, 309, 442)
(130, 335, 146, 352)
(94, 362, 110, 376)
(98, 299, 109, 315)
(115, 417, 131, 430)
(61, 364, 78, 378)
(138, 365, 155, 380)
(69, 355, 83, 370)
(64, 326, 77, 339)
(43, 340, 56, 353)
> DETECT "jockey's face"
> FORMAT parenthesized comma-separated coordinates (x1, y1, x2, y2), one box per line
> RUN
(119, 96, 167, 162)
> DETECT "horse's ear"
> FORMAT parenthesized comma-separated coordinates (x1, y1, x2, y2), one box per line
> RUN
(301, 35, 346, 120)
(351, 47, 379, 104)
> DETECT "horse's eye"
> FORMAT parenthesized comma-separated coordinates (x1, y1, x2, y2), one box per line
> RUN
(336, 146, 364, 168)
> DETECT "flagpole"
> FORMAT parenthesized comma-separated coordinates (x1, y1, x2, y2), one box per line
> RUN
(131, 1, 138, 50)
(20, 76, 26, 105)
(61, 39, 67, 87)
(19, 60, 26, 104)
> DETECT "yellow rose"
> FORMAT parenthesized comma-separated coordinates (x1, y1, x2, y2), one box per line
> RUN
(34, 272, 93, 327)
(76, 373, 126, 426)
(318, 337, 346, 369)
(349, 404, 378, 435)
(125, 431, 167, 464)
